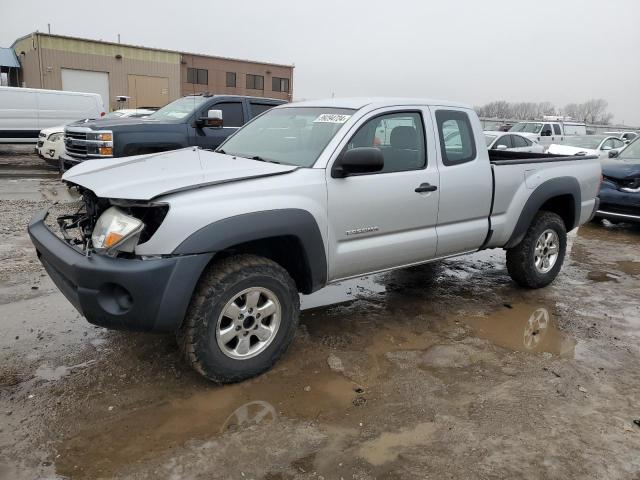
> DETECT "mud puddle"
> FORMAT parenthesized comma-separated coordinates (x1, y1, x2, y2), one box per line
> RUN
(464, 303, 576, 357)
(54, 357, 360, 478)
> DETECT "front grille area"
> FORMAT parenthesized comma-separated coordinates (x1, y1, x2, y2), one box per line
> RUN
(65, 130, 89, 158)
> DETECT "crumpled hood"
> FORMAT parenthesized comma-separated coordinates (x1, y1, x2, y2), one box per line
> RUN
(62, 147, 298, 200)
(601, 159, 640, 180)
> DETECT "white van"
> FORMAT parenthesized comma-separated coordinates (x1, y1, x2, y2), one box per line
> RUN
(0, 86, 105, 144)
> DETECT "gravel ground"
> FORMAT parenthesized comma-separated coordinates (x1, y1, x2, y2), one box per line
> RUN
(0, 152, 639, 480)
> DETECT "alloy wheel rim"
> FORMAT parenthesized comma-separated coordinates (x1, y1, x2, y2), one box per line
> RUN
(534, 229, 560, 274)
(215, 287, 281, 360)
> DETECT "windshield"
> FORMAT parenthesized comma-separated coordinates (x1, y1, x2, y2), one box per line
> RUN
(561, 136, 603, 149)
(619, 138, 640, 160)
(148, 96, 208, 122)
(510, 123, 542, 133)
(484, 134, 497, 146)
(218, 107, 355, 167)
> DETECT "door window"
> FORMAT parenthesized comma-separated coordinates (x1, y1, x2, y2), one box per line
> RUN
(541, 124, 552, 136)
(601, 139, 614, 150)
(345, 112, 426, 173)
(209, 102, 244, 128)
(553, 124, 562, 135)
(495, 135, 513, 149)
(512, 135, 529, 148)
(435, 110, 477, 165)
(611, 138, 625, 149)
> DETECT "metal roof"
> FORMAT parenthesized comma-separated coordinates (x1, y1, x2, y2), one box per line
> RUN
(0, 48, 19, 68)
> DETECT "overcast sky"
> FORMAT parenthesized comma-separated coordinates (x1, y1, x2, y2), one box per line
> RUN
(1, 0, 639, 124)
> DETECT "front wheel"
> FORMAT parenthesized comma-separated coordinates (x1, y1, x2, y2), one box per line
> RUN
(177, 254, 300, 383)
(506, 211, 567, 289)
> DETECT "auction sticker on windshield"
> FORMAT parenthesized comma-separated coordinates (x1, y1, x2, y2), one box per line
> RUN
(313, 114, 351, 123)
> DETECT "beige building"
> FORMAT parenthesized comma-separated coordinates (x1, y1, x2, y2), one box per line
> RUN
(11, 32, 293, 111)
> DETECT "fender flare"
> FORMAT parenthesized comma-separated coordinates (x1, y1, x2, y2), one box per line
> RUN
(504, 176, 581, 249)
(173, 209, 327, 292)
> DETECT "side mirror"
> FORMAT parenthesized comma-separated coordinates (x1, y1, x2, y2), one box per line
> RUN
(608, 149, 619, 158)
(199, 109, 223, 128)
(496, 144, 508, 150)
(332, 147, 384, 178)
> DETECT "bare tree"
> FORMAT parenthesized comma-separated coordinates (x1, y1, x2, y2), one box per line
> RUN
(476, 98, 612, 124)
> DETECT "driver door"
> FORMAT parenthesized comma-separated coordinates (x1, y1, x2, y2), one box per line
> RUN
(325, 108, 439, 281)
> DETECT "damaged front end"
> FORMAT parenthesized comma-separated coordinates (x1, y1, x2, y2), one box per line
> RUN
(50, 186, 169, 257)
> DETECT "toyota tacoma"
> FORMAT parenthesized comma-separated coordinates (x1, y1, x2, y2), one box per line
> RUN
(29, 98, 602, 382)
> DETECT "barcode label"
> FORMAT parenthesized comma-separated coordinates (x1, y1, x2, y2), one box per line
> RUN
(313, 114, 351, 124)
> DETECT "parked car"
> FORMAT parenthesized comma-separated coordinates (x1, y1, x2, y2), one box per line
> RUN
(29, 98, 601, 382)
(604, 131, 639, 144)
(594, 137, 640, 224)
(38, 109, 157, 164)
(0, 86, 105, 144)
(60, 94, 286, 168)
(547, 135, 626, 158)
(484, 131, 545, 153)
(509, 121, 587, 146)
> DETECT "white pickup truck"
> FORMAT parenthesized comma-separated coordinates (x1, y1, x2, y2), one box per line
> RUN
(28, 98, 601, 382)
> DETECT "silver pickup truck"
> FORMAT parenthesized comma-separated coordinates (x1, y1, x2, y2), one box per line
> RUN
(28, 98, 601, 382)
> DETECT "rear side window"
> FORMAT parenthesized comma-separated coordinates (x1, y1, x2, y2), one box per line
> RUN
(553, 124, 562, 135)
(435, 110, 476, 166)
(250, 103, 275, 117)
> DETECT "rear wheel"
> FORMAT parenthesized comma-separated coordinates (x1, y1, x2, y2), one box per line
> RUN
(177, 254, 300, 383)
(506, 211, 567, 288)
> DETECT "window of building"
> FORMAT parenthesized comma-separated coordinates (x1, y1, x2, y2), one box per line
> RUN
(226, 72, 236, 88)
(343, 112, 426, 174)
(246, 74, 264, 90)
(272, 77, 290, 93)
(187, 68, 208, 85)
(435, 110, 476, 166)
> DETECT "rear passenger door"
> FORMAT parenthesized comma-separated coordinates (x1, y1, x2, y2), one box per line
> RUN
(325, 108, 439, 280)
(430, 108, 493, 257)
(190, 100, 245, 149)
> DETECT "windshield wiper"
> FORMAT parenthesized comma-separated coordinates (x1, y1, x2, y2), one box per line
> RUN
(250, 155, 281, 164)
(216, 149, 226, 154)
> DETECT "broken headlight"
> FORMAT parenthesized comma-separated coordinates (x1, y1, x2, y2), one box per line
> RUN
(91, 206, 144, 253)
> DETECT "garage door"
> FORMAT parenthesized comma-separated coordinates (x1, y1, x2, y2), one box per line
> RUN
(61, 69, 109, 111)
(127, 75, 169, 109)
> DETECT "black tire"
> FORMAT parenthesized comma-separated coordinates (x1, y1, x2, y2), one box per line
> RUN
(506, 211, 567, 289)
(177, 254, 300, 383)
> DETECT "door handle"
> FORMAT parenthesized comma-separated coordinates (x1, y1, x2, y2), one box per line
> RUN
(415, 183, 438, 193)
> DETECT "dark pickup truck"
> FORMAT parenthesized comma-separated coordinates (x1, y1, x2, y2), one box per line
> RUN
(61, 94, 286, 168)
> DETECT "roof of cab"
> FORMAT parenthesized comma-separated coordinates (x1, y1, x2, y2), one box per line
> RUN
(283, 97, 472, 110)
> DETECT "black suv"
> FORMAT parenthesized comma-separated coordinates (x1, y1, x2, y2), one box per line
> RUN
(61, 94, 285, 167)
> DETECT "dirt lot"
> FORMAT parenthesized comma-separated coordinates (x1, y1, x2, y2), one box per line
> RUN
(1, 148, 639, 479)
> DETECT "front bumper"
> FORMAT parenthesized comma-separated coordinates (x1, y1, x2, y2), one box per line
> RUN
(28, 208, 212, 332)
(594, 182, 640, 223)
